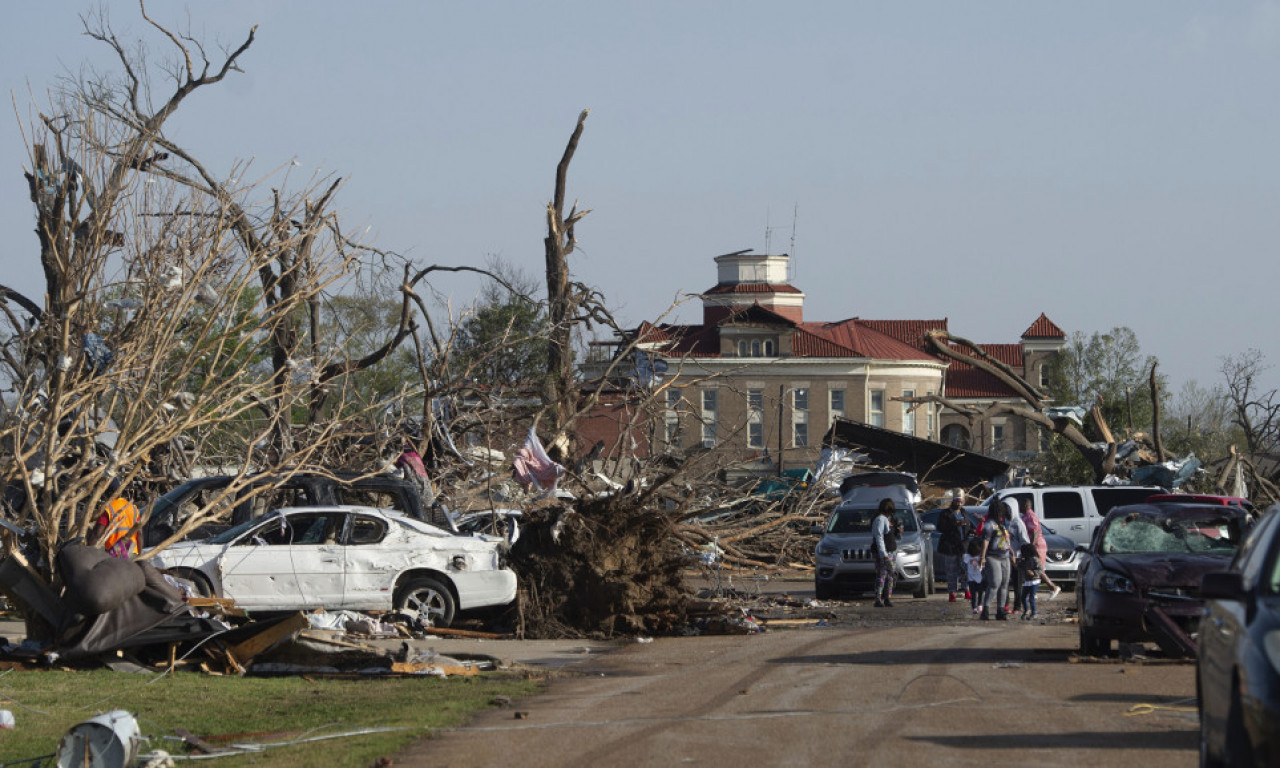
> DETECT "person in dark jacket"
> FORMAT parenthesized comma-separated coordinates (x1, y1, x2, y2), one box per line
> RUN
(936, 496, 973, 602)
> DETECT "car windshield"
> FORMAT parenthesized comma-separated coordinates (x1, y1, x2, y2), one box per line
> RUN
(826, 509, 917, 534)
(1099, 512, 1244, 556)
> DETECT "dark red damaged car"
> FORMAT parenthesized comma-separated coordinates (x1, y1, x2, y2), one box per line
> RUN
(1076, 502, 1251, 658)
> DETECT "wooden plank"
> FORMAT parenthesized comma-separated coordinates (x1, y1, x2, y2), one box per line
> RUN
(419, 626, 508, 640)
(389, 662, 479, 676)
(225, 612, 310, 666)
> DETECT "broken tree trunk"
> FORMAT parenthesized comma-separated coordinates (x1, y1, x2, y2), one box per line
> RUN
(543, 110, 591, 463)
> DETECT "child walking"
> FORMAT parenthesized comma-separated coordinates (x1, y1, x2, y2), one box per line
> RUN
(964, 538, 985, 615)
(1019, 542, 1041, 620)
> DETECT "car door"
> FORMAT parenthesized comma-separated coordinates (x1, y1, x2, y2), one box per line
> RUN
(1200, 511, 1278, 728)
(217, 510, 348, 609)
(339, 511, 396, 610)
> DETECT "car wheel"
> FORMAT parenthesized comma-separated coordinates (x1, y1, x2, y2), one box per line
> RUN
(814, 579, 836, 601)
(926, 564, 935, 595)
(395, 576, 456, 628)
(912, 577, 927, 599)
(1079, 627, 1109, 657)
(170, 569, 213, 598)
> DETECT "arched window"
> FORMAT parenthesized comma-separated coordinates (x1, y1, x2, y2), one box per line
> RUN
(751, 339, 761, 357)
(763, 339, 775, 356)
(940, 424, 970, 450)
(738, 340, 748, 357)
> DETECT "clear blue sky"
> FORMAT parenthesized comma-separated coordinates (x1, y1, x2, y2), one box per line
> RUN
(3, 1, 1278, 395)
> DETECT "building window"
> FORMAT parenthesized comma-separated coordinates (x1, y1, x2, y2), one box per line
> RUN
(792, 388, 809, 447)
(664, 388, 682, 446)
(926, 390, 936, 439)
(701, 389, 717, 448)
(751, 339, 761, 356)
(941, 423, 970, 449)
(763, 339, 775, 356)
(902, 389, 916, 435)
(869, 389, 885, 427)
(829, 389, 845, 426)
(991, 423, 1006, 452)
(737, 340, 748, 357)
(1040, 364, 1049, 389)
(747, 389, 764, 449)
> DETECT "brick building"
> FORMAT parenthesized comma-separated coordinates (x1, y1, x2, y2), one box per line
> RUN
(580, 249, 1066, 470)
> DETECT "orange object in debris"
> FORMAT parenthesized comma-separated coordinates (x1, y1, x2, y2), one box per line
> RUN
(99, 497, 141, 558)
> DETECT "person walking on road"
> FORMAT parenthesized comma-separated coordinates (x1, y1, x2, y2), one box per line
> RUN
(1018, 542, 1042, 620)
(964, 538, 985, 614)
(872, 498, 900, 608)
(1006, 500, 1030, 614)
(978, 499, 1013, 620)
(936, 496, 972, 602)
(1019, 497, 1061, 600)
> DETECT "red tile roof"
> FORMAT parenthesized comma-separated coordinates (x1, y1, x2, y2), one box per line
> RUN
(805, 320, 938, 361)
(1022, 313, 1066, 340)
(858, 319, 949, 351)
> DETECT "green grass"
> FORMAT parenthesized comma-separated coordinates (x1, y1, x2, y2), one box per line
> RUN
(0, 667, 541, 766)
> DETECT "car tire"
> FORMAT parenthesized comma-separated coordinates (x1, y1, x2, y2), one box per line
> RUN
(1198, 671, 1226, 768)
(912, 577, 927, 599)
(394, 576, 456, 628)
(1222, 677, 1254, 767)
(814, 579, 836, 601)
(1079, 627, 1109, 657)
(926, 564, 935, 595)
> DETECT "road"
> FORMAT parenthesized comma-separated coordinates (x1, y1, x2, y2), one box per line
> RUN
(399, 589, 1199, 768)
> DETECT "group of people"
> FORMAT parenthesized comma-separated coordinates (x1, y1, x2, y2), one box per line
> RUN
(935, 496, 1061, 621)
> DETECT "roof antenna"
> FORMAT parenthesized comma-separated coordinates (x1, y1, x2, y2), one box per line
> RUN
(789, 204, 798, 284)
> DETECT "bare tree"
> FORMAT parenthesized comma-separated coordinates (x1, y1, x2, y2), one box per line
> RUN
(1221, 350, 1280, 455)
(0, 5, 445, 593)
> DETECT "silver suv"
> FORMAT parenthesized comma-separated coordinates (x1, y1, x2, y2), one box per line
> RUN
(812, 485, 935, 599)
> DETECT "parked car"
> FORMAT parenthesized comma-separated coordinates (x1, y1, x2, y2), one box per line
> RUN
(453, 508, 522, 544)
(148, 505, 516, 627)
(1196, 504, 1280, 767)
(919, 505, 1082, 587)
(1147, 493, 1256, 518)
(812, 484, 934, 600)
(144, 472, 450, 547)
(982, 484, 1165, 548)
(1076, 502, 1249, 657)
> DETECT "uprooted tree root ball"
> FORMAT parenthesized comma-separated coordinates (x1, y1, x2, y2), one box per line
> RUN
(508, 496, 691, 639)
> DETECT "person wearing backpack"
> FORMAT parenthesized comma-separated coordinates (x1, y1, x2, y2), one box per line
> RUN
(871, 498, 900, 608)
(978, 499, 1014, 620)
(1018, 542, 1042, 620)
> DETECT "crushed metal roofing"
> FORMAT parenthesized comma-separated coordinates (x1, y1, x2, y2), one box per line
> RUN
(824, 417, 1010, 486)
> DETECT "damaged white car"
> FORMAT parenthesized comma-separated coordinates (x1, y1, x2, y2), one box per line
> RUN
(147, 505, 516, 627)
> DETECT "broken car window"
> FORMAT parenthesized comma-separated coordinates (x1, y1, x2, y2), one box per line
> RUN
(1100, 512, 1242, 556)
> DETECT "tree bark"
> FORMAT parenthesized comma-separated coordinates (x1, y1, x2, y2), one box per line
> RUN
(543, 110, 590, 462)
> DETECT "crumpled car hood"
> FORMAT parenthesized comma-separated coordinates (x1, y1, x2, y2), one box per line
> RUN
(1097, 552, 1231, 589)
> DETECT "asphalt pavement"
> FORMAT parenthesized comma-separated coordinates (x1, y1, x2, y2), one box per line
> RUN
(394, 586, 1199, 768)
